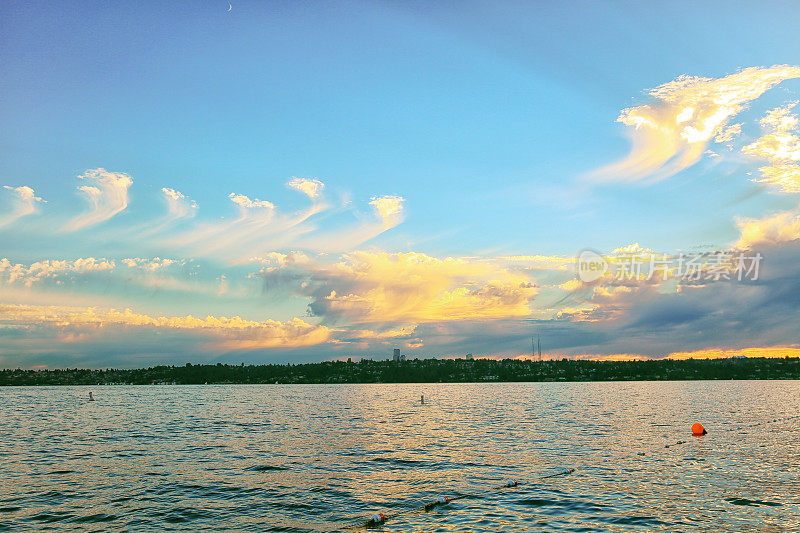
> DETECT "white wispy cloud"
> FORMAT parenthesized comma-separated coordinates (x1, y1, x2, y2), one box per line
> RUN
(163, 179, 406, 260)
(2, 172, 407, 261)
(294, 195, 406, 252)
(161, 187, 197, 219)
(589, 65, 800, 183)
(64, 168, 133, 231)
(0, 185, 45, 228)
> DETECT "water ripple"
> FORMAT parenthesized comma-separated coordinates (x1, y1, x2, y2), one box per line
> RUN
(0, 382, 798, 531)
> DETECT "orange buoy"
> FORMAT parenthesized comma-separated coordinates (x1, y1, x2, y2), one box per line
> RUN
(691, 422, 707, 436)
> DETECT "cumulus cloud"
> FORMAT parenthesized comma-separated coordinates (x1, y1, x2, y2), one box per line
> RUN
(3, 242, 800, 363)
(64, 168, 133, 231)
(288, 177, 324, 200)
(369, 195, 405, 226)
(589, 65, 800, 183)
(0, 304, 331, 351)
(228, 192, 275, 210)
(0, 257, 115, 286)
(121, 257, 182, 271)
(536, 238, 800, 359)
(161, 188, 197, 219)
(0, 185, 45, 228)
(742, 103, 800, 193)
(261, 251, 537, 326)
(735, 204, 800, 249)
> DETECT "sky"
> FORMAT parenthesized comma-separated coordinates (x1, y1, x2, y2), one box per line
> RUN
(2, 0, 800, 367)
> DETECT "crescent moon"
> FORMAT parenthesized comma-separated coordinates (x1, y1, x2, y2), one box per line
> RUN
(227, 3, 232, 11)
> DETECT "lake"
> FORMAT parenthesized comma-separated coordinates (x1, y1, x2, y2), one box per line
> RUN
(0, 381, 798, 531)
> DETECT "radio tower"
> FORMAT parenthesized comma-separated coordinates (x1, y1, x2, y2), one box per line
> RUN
(532, 333, 542, 361)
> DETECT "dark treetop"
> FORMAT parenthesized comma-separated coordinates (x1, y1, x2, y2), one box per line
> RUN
(1, 357, 799, 385)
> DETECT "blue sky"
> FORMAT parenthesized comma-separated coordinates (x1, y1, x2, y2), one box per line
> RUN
(2, 1, 800, 367)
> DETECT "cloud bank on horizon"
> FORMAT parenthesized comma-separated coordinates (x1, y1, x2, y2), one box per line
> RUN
(3, 64, 800, 368)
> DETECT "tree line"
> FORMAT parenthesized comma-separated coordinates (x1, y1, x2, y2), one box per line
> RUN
(1, 356, 798, 385)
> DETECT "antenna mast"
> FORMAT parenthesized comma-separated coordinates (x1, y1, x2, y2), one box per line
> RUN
(537, 333, 541, 361)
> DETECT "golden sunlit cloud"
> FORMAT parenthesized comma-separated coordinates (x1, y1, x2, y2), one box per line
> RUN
(0, 185, 45, 228)
(369, 195, 405, 226)
(274, 251, 537, 324)
(569, 353, 652, 361)
(715, 123, 743, 144)
(589, 65, 800, 183)
(742, 102, 800, 193)
(64, 168, 133, 232)
(554, 305, 603, 322)
(666, 346, 800, 359)
(735, 204, 800, 249)
(513, 348, 800, 361)
(0, 304, 331, 351)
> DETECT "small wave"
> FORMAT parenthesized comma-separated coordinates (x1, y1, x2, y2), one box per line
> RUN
(247, 465, 288, 471)
(516, 498, 554, 506)
(160, 507, 217, 523)
(725, 497, 782, 507)
(602, 515, 664, 526)
(371, 457, 429, 467)
(25, 512, 75, 523)
(70, 513, 117, 523)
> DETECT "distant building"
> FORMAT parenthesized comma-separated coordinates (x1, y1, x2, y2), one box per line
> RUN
(393, 348, 401, 361)
(400, 354, 406, 361)
(466, 353, 473, 360)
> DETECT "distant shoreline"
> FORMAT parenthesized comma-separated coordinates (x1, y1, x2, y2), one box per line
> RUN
(2, 357, 798, 385)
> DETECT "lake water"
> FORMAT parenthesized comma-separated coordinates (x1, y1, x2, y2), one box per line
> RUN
(0, 381, 798, 532)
